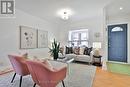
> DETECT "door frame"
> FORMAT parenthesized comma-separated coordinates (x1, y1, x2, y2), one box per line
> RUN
(107, 23, 128, 63)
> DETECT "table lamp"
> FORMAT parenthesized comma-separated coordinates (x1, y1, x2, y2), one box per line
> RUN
(93, 42, 101, 56)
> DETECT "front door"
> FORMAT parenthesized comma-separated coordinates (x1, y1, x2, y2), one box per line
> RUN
(108, 24, 127, 62)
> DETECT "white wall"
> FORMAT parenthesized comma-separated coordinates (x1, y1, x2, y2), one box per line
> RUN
(0, 9, 59, 67)
(107, 14, 130, 63)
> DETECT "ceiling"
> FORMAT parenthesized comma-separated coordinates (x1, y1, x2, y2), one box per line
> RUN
(16, 0, 117, 23)
(106, 0, 130, 18)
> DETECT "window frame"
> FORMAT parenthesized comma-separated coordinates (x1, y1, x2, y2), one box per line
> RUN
(68, 29, 89, 47)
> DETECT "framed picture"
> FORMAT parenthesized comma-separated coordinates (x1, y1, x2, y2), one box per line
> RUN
(37, 30, 48, 48)
(20, 26, 37, 49)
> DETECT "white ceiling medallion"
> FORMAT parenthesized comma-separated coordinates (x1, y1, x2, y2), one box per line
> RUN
(57, 8, 73, 20)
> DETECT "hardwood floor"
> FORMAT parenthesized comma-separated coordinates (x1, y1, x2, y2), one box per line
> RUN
(92, 67, 130, 87)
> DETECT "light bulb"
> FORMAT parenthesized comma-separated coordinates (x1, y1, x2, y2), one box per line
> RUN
(120, 7, 123, 10)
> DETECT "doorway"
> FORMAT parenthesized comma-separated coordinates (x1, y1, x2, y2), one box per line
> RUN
(108, 24, 127, 62)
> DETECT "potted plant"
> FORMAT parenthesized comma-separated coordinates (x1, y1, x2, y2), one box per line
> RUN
(49, 39, 60, 60)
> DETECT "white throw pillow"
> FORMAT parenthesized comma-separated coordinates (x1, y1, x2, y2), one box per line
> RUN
(80, 47, 84, 55)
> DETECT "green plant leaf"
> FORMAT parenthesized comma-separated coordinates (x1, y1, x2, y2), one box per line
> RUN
(49, 38, 60, 59)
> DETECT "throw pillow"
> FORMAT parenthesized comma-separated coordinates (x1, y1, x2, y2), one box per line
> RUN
(84, 47, 92, 56)
(80, 47, 85, 55)
(88, 47, 92, 55)
(65, 46, 73, 54)
(59, 47, 64, 55)
(84, 47, 88, 55)
(74, 47, 80, 55)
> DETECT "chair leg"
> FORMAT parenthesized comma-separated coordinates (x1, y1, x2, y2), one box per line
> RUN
(33, 83, 36, 87)
(19, 76, 22, 87)
(62, 80, 65, 87)
(11, 73, 16, 83)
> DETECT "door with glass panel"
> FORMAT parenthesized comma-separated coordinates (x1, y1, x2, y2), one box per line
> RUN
(108, 24, 127, 62)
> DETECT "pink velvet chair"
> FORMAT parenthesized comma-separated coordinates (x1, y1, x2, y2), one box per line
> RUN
(26, 60, 67, 87)
(8, 55, 30, 87)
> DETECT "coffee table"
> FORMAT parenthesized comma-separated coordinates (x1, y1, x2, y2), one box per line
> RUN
(57, 57, 74, 63)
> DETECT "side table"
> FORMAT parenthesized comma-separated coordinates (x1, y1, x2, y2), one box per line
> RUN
(93, 55, 102, 66)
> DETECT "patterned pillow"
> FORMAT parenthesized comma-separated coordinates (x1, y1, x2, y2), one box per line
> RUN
(74, 47, 80, 55)
(65, 46, 73, 54)
(84, 47, 92, 56)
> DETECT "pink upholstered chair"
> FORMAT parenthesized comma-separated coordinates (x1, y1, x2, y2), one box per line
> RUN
(8, 55, 30, 87)
(26, 60, 67, 87)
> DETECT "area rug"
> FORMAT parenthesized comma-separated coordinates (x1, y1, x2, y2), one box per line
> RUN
(0, 67, 13, 75)
(107, 62, 130, 75)
(0, 63, 96, 87)
(0, 66, 13, 75)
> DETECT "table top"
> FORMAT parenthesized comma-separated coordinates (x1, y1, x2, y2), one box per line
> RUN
(48, 60, 67, 69)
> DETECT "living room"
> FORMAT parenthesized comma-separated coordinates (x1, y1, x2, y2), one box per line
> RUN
(0, 0, 130, 87)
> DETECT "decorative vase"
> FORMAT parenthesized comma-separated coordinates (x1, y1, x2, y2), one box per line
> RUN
(53, 52, 59, 60)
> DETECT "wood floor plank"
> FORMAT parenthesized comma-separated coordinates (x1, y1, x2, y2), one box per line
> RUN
(93, 67, 130, 87)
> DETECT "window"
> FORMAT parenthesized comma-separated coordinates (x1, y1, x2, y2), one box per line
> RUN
(111, 27, 123, 32)
(68, 29, 89, 47)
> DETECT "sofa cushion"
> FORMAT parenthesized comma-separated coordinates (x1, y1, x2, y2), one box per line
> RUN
(76, 55, 90, 58)
(75, 55, 91, 62)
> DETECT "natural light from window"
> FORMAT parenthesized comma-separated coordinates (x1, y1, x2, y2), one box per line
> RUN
(68, 29, 89, 47)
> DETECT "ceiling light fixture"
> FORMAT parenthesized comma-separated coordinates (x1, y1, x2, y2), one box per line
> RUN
(57, 8, 73, 20)
(119, 7, 123, 10)
(62, 11, 69, 20)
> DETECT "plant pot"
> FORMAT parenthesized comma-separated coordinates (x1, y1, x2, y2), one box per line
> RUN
(53, 53, 59, 60)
